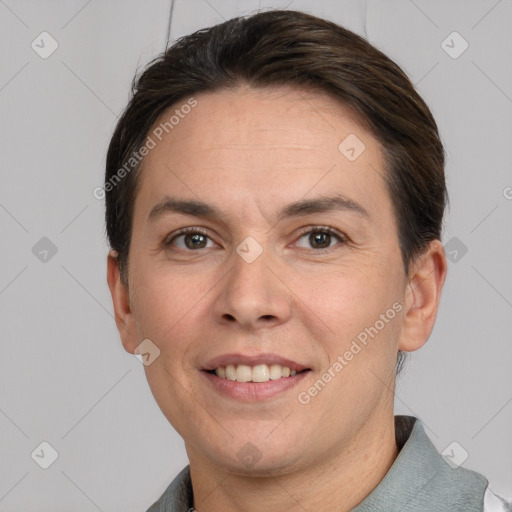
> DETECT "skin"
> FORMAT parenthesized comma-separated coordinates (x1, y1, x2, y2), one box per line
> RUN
(107, 85, 447, 512)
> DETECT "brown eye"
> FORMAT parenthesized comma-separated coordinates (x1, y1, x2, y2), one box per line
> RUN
(166, 229, 215, 250)
(309, 231, 331, 249)
(183, 232, 208, 249)
(295, 227, 346, 251)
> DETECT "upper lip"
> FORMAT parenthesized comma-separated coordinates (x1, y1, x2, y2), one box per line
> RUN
(202, 353, 310, 372)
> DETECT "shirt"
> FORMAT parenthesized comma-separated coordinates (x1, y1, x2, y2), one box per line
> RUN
(146, 415, 510, 511)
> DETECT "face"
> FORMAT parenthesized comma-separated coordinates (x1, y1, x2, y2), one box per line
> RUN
(110, 85, 429, 476)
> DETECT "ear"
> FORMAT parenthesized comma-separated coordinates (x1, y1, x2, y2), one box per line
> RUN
(106, 250, 139, 354)
(399, 239, 447, 352)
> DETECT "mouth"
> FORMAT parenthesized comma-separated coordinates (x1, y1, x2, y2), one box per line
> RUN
(204, 364, 311, 383)
(200, 353, 312, 399)
(202, 367, 311, 401)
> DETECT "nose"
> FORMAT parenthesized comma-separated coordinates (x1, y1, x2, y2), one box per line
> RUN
(213, 241, 292, 331)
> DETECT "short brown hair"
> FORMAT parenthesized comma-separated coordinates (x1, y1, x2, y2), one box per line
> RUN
(104, 9, 447, 372)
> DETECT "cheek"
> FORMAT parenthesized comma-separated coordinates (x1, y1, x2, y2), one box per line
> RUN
(296, 259, 402, 340)
(296, 264, 404, 418)
(131, 268, 208, 434)
(129, 258, 206, 340)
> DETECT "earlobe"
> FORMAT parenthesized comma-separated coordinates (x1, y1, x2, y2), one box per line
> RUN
(106, 251, 138, 354)
(398, 240, 447, 352)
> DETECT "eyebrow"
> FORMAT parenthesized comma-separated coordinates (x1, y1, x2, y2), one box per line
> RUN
(148, 194, 370, 224)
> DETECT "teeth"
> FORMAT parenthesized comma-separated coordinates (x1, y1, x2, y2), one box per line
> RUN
(269, 364, 282, 380)
(214, 363, 301, 382)
(235, 364, 252, 382)
(252, 364, 269, 382)
(225, 364, 236, 380)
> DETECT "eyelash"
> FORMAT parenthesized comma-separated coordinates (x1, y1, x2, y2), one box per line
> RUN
(164, 225, 347, 253)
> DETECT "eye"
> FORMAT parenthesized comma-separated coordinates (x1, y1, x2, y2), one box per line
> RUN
(295, 226, 347, 251)
(165, 228, 216, 250)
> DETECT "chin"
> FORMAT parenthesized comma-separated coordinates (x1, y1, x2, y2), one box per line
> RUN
(195, 433, 306, 477)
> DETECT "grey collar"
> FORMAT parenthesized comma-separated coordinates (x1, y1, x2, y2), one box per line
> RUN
(353, 416, 488, 511)
(147, 415, 488, 511)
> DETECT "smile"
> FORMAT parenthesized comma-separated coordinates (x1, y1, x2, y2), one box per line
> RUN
(207, 363, 309, 383)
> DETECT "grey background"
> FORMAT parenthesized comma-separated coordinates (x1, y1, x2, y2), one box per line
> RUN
(0, 0, 510, 510)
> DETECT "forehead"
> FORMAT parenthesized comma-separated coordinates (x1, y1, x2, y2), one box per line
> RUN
(133, 85, 393, 229)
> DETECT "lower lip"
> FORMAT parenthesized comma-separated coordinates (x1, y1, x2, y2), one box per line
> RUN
(201, 370, 310, 401)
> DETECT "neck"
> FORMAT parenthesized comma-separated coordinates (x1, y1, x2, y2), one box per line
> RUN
(187, 413, 399, 512)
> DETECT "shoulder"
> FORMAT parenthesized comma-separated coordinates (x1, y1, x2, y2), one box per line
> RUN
(146, 466, 193, 512)
(483, 487, 512, 512)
